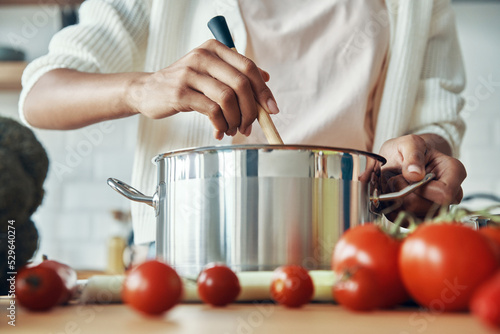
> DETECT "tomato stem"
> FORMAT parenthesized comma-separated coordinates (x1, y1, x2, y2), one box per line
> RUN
(424, 203, 443, 222)
(336, 266, 358, 283)
(430, 204, 500, 226)
(389, 211, 417, 237)
(476, 205, 500, 224)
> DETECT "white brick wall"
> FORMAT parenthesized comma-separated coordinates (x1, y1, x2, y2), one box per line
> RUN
(30, 118, 136, 270)
(0, 3, 137, 270)
(1, 2, 499, 270)
(454, 2, 500, 209)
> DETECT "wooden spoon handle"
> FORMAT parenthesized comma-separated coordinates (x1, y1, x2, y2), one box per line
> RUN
(208, 16, 284, 145)
(256, 105, 283, 144)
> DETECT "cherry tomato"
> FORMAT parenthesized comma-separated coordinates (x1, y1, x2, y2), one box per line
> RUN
(16, 266, 65, 311)
(332, 224, 408, 309)
(480, 226, 500, 245)
(470, 271, 500, 329)
(270, 265, 314, 308)
(197, 264, 241, 307)
(399, 223, 498, 312)
(122, 260, 183, 316)
(38, 258, 77, 305)
(479, 226, 500, 263)
(333, 267, 382, 311)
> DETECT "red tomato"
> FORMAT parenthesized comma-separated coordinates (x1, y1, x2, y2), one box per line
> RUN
(197, 264, 241, 307)
(270, 265, 314, 308)
(122, 260, 183, 316)
(470, 271, 500, 329)
(480, 226, 500, 245)
(399, 223, 498, 312)
(479, 226, 500, 263)
(332, 224, 408, 309)
(38, 259, 77, 305)
(333, 267, 382, 311)
(16, 266, 65, 311)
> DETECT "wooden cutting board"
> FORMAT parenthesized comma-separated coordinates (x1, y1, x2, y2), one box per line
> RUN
(0, 301, 491, 334)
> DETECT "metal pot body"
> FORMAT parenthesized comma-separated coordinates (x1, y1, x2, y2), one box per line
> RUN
(152, 145, 384, 278)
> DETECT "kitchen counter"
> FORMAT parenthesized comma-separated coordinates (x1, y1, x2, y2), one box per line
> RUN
(0, 299, 495, 334)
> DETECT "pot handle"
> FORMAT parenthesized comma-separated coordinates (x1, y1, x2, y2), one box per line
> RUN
(107, 178, 154, 207)
(370, 173, 435, 207)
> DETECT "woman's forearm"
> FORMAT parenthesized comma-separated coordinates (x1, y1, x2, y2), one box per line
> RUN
(22, 40, 279, 137)
(23, 69, 143, 130)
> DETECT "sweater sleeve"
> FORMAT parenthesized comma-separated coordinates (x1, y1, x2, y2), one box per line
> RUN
(18, 0, 151, 124)
(407, 0, 466, 157)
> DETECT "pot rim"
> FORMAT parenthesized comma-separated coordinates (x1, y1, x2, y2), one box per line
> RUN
(152, 144, 386, 165)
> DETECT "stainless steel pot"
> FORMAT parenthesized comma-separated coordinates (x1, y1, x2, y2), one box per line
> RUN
(108, 145, 432, 278)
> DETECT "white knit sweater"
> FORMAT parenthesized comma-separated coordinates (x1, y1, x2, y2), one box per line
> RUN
(20, 0, 466, 244)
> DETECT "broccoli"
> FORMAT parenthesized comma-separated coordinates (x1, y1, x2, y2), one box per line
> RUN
(0, 149, 36, 223)
(0, 219, 39, 295)
(0, 117, 49, 214)
(0, 116, 48, 295)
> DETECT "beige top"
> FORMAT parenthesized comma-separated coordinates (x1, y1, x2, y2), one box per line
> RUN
(235, 0, 389, 152)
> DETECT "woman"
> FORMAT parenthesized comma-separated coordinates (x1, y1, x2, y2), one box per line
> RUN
(20, 0, 466, 245)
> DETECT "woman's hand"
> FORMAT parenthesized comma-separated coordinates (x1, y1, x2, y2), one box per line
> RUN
(378, 134, 467, 217)
(126, 39, 279, 140)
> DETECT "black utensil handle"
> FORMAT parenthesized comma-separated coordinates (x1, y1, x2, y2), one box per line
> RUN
(208, 16, 236, 49)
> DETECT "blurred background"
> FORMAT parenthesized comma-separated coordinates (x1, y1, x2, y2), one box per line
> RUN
(0, 0, 499, 271)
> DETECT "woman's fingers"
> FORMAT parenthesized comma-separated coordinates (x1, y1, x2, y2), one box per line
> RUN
(416, 153, 467, 205)
(204, 40, 279, 125)
(380, 134, 428, 182)
(207, 39, 278, 111)
(175, 84, 230, 136)
(259, 68, 270, 82)
(184, 47, 250, 135)
(398, 137, 427, 182)
(184, 68, 241, 136)
(379, 134, 467, 218)
(183, 41, 278, 136)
